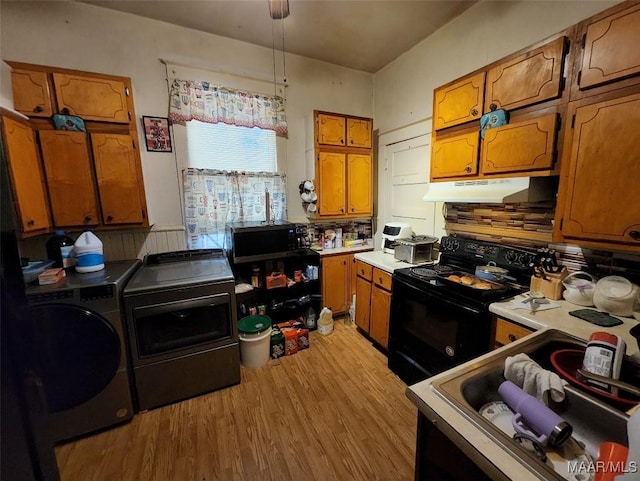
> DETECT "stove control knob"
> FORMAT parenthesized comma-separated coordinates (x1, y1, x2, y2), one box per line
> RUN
(504, 250, 518, 264)
(445, 346, 455, 357)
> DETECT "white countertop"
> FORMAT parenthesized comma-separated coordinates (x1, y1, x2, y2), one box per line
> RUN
(353, 250, 419, 273)
(407, 294, 640, 481)
(316, 244, 374, 257)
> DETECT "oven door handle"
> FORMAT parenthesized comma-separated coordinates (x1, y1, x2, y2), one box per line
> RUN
(132, 293, 231, 319)
(392, 277, 483, 316)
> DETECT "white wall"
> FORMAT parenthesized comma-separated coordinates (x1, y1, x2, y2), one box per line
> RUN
(0, 0, 373, 229)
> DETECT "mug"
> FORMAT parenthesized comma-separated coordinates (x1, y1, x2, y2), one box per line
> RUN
(307, 203, 317, 213)
(303, 180, 315, 192)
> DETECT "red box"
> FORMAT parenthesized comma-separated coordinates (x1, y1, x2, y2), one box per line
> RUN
(296, 328, 310, 350)
(282, 328, 298, 356)
(38, 267, 66, 285)
(266, 272, 287, 289)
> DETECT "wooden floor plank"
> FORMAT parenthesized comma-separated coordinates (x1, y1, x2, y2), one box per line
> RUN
(55, 320, 417, 481)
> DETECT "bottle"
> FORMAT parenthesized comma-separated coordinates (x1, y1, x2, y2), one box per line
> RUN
(73, 231, 104, 273)
(582, 332, 626, 396)
(46, 230, 75, 271)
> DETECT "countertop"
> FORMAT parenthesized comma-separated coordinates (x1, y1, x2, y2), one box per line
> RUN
(407, 294, 640, 481)
(353, 250, 419, 273)
(316, 243, 374, 257)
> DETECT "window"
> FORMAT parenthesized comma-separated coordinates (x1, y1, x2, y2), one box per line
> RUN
(186, 120, 278, 172)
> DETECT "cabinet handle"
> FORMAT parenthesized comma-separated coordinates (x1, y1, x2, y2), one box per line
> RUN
(340, 208, 344, 213)
(465, 166, 472, 173)
(340, 138, 344, 144)
(630, 231, 640, 241)
(508, 334, 517, 342)
(27, 219, 35, 226)
(61, 107, 70, 115)
(34, 106, 43, 113)
(106, 215, 113, 222)
(471, 108, 479, 116)
(84, 216, 92, 223)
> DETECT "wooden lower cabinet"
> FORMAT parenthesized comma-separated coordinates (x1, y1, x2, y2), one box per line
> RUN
(321, 253, 352, 315)
(354, 259, 392, 350)
(492, 317, 535, 349)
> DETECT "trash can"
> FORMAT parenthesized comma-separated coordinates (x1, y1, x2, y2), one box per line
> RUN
(238, 315, 272, 368)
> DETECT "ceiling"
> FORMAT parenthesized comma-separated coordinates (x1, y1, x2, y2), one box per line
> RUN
(79, 0, 477, 73)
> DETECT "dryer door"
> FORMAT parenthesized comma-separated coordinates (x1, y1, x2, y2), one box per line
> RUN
(28, 304, 120, 412)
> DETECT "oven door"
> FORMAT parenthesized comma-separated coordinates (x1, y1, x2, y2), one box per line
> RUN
(388, 276, 492, 385)
(130, 293, 234, 363)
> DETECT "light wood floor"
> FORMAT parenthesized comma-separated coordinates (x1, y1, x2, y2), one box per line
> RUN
(55, 319, 417, 481)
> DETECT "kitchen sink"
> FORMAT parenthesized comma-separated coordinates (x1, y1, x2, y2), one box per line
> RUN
(431, 329, 633, 481)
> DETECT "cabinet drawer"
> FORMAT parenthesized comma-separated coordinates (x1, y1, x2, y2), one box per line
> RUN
(372, 268, 392, 291)
(494, 318, 534, 346)
(481, 113, 558, 174)
(485, 36, 567, 112)
(355, 260, 373, 280)
(433, 72, 485, 130)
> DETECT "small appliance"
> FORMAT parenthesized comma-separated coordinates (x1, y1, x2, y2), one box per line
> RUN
(381, 222, 412, 254)
(393, 235, 439, 264)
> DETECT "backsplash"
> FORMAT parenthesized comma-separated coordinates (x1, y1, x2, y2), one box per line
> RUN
(18, 226, 187, 262)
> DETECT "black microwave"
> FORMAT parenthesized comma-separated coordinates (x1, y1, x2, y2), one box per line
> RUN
(225, 221, 308, 264)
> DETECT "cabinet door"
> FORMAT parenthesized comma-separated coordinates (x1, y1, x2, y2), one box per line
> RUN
(431, 131, 479, 179)
(485, 36, 567, 112)
(317, 151, 346, 216)
(10, 69, 53, 118)
(355, 275, 372, 332)
(433, 72, 485, 130)
(579, 3, 640, 91)
(560, 93, 640, 245)
(90, 133, 146, 225)
(53, 73, 130, 123)
(1, 115, 51, 235)
(347, 117, 372, 148)
(321, 255, 350, 314)
(39, 130, 100, 228)
(370, 285, 391, 349)
(316, 113, 346, 146)
(347, 153, 372, 216)
(481, 113, 558, 174)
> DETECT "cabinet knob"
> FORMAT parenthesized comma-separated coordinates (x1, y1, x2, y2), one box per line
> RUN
(471, 108, 479, 116)
(84, 216, 92, 223)
(630, 231, 640, 241)
(27, 219, 35, 226)
(106, 215, 113, 222)
(340, 208, 344, 213)
(465, 166, 472, 173)
(508, 334, 517, 342)
(61, 107, 70, 115)
(34, 106, 43, 113)
(340, 138, 344, 144)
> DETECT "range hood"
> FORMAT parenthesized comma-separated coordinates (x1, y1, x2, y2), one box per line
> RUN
(422, 176, 557, 203)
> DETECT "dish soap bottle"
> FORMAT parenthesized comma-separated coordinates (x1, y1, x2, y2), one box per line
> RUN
(46, 230, 75, 271)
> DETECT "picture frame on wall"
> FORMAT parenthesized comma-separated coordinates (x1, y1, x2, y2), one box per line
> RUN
(142, 116, 172, 152)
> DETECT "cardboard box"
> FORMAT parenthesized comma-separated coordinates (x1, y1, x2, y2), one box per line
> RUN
(38, 267, 66, 285)
(296, 328, 310, 350)
(282, 328, 298, 356)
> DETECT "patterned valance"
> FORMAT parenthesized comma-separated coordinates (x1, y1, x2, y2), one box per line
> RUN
(169, 79, 288, 137)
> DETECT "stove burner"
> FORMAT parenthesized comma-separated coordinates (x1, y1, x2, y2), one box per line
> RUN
(410, 267, 437, 280)
(433, 265, 455, 275)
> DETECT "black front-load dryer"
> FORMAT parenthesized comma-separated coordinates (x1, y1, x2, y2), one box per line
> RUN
(25, 260, 140, 443)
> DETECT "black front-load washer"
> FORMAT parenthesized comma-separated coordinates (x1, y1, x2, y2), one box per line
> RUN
(25, 259, 140, 443)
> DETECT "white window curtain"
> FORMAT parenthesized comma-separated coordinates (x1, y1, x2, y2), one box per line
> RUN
(169, 79, 288, 138)
(184, 169, 288, 249)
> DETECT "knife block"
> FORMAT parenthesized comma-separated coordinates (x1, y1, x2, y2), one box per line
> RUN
(530, 267, 568, 300)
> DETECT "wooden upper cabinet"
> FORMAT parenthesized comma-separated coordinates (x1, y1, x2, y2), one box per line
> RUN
(485, 36, 568, 112)
(347, 118, 372, 148)
(317, 113, 346, 146)
(90, 133, 146, 225)
(578, 2, 640, 92)
(10, 69, 53, 118)
(53, 73, 130, 123)
(559, 93, 640, 247)
(481, 113, 558, 175)
(347, 153, 372, 216)
(433, 72, 485, 130)
(1, 114, 51, 236)
(431, 131, 479, 179)
(38, 130, 100, 228)
(317, 151, 346, 216)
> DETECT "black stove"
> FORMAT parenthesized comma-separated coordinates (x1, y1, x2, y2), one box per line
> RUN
(388, 236, 536, 385)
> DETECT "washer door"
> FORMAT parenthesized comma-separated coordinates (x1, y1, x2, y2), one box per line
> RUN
(28, 304, 121, 412)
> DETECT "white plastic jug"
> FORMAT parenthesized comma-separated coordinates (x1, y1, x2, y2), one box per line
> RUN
(74, 231, 104, 273)
(317, 307, 334, 335)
